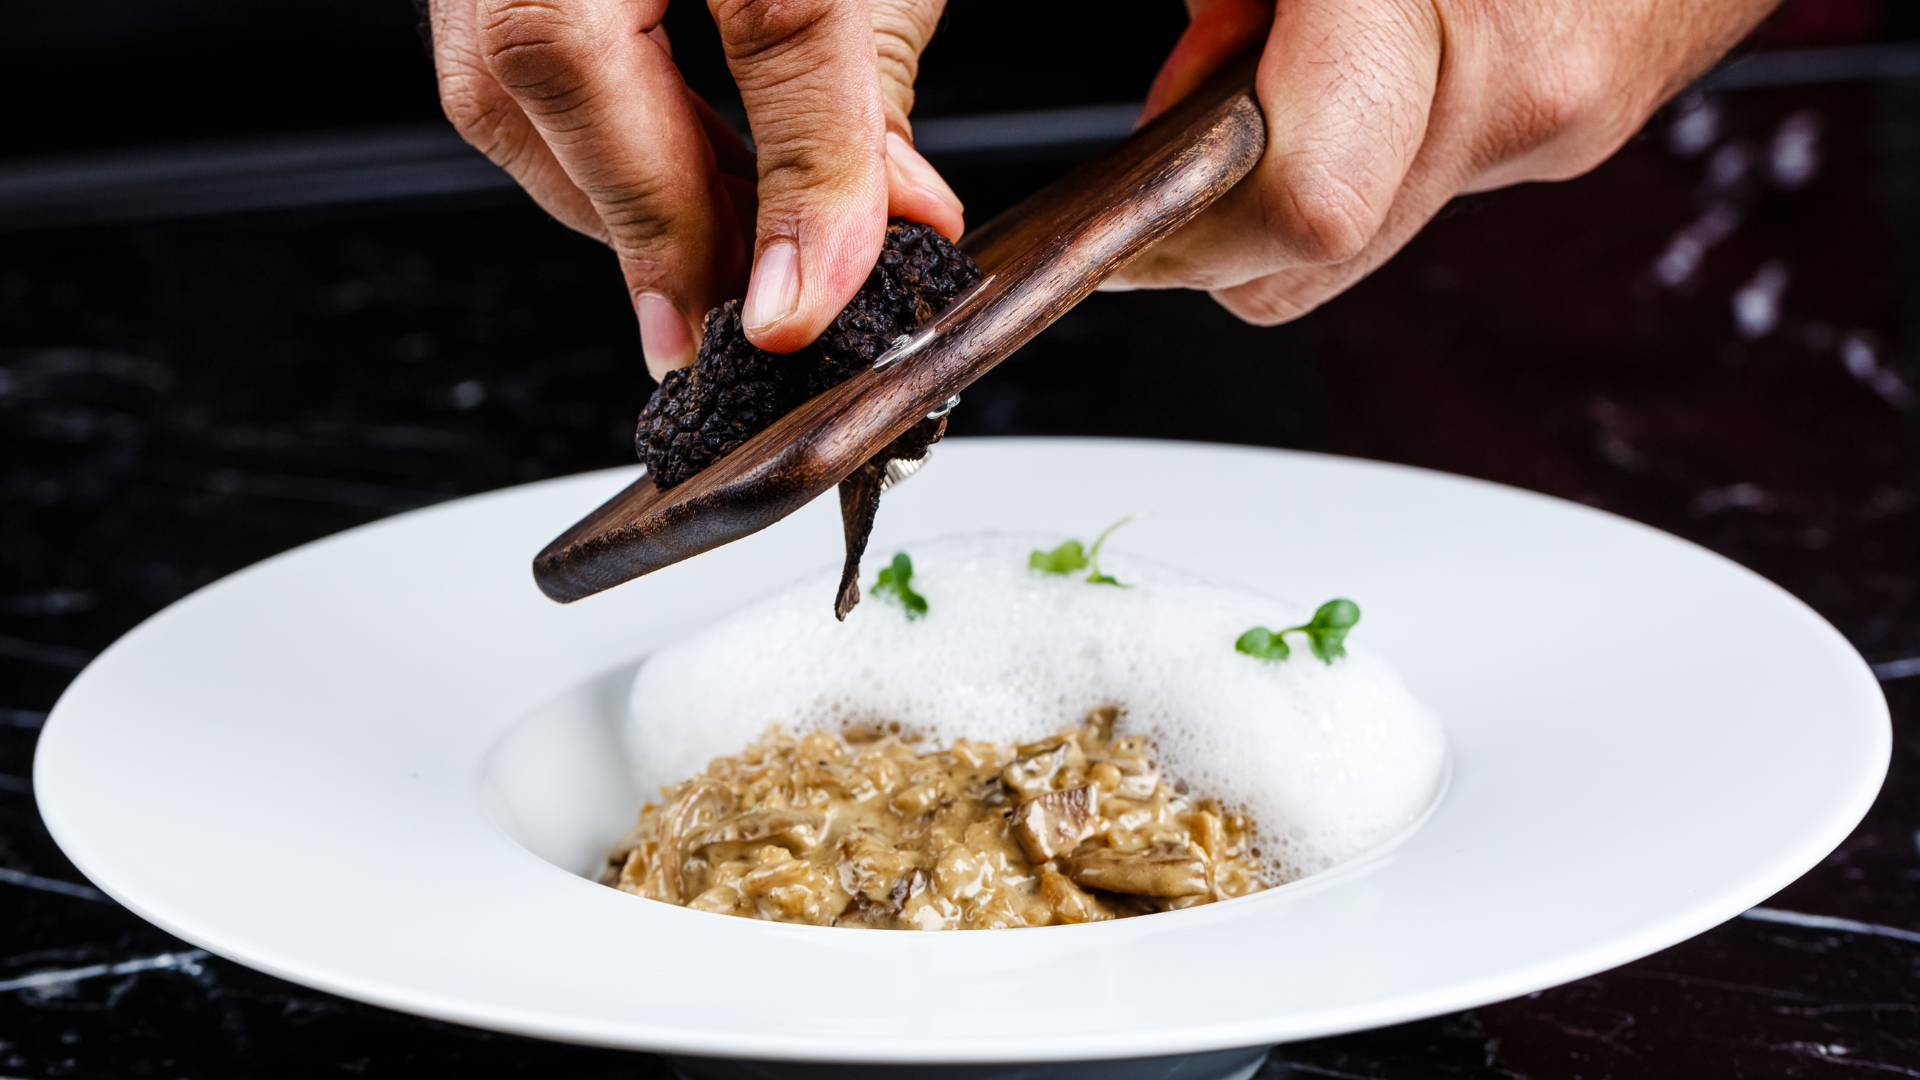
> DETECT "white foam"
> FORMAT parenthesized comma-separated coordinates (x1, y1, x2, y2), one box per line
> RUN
(624, 534, 1448, 882)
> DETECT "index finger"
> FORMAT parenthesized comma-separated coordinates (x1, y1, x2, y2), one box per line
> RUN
(480, 0, 751, 374)
(711, 0, 891, 353)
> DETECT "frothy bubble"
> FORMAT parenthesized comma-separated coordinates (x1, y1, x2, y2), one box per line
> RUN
(625, 533, 1448, 882)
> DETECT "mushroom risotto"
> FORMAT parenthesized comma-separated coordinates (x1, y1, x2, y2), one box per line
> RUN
(601, 706, 1267, 929)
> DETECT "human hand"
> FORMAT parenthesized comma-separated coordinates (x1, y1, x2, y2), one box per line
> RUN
(430, 0, 966, 379)
(1107, 0, 1782, 322)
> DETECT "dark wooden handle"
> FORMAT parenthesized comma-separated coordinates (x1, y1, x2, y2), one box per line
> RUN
(533, 55, 1266, 603)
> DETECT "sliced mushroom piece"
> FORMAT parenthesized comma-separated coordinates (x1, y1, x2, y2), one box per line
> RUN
(899, 886, 962, 931)
(798, 758, 880, 802)
(1002, 740, 1088, 799)
(1014, 733, 1071, 757)
(685, 882, 750, 917)
(1109, 760, 1161, 800)
(1040, 866, 1115, 924)
(1012, 734, 1089, 772)
(890, 781, 942, 816)
(738, 847, 814, 892)
(1010, 785, 1098, 863)
(658, 781, 735, 904)
(689, 809, 824, 854)
(1187, 808, 1226, 860)
(835, 892, 894, 929)
(615, 845, 651, 894)
(1063, 843, 1210, 898)
(889, 866, 931, 910)
(837, 827, 920, 905)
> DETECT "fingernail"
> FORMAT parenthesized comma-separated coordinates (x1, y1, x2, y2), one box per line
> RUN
(743, 240, 801, 332)
(635, 292, 694, 380)
(887, 132, 963, 214)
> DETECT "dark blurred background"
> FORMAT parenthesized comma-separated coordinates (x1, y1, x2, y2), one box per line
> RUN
(4, 0, 1920, 1077)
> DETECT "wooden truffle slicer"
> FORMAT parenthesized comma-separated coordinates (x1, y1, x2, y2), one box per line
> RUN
(533, 55, 1265, 604)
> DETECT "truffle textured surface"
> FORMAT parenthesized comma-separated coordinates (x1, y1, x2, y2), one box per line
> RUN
(634, 219, 981, 489)
(810, 220, 987, 395)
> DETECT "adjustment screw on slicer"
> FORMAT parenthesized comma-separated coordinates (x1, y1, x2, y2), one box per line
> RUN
(880, 454, 929, 493)
(878, 397, 958, 493)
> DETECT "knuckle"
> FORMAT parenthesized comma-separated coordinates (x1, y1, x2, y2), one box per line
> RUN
(1502, 51, 1616, 160)
(437, 72, 491, 130)
(753, 118, 872, 196)
(609, 221, 675, 262)
(441, 86, 514, 154)
(437, 76, 543, 169)
(1271, 169, 1379, 266)
(596, 191, 678, 253)
(479, 0, 600, 106)
(710, 0, 835, 60)
(872, 30, 921, 99)
(1477, 48, 1647, 183)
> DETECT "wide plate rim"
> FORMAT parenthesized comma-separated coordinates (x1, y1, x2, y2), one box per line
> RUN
(34, 438, 1891, 1062)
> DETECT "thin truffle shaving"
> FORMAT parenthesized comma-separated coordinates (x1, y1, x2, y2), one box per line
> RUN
(835, 414, 947, 618)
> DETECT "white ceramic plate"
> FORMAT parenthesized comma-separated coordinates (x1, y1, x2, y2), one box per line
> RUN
(35, 439, 1887, 1064)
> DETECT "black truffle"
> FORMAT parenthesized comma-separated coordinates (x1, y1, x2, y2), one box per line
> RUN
(810, 219, 987, 396)
(632, 301, 807, 488)
(634, 219, 981, 488)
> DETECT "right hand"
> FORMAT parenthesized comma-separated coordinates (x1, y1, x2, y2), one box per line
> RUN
(430, 0, 966, 380)
(1109, 0, 1780, 324)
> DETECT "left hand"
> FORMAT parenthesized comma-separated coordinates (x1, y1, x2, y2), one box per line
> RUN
(431, 0, 964, 379)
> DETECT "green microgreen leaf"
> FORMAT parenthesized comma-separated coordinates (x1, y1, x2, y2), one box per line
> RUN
(1234, 626, 1290, 661)
(872, 552, 928, 619)
(1234, 599, 1361, 665)
(1302, 598, 1360, 662)
(1029, 539, 1089, 575)
(1032, 513, 1147, 586)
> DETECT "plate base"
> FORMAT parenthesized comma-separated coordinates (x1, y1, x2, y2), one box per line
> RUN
(665, 1046, 1270, 1080)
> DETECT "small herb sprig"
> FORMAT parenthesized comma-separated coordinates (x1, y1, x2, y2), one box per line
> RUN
(1236, 599, 1361, 665)
(1030, 513, 1146, 587)
(872, 552, 928, 619)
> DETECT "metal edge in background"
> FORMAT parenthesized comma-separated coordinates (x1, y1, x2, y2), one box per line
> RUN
(0, 42, 1914, 233)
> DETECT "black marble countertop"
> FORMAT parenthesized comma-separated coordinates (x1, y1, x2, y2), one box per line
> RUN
(4, 59, 1920, 1080)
